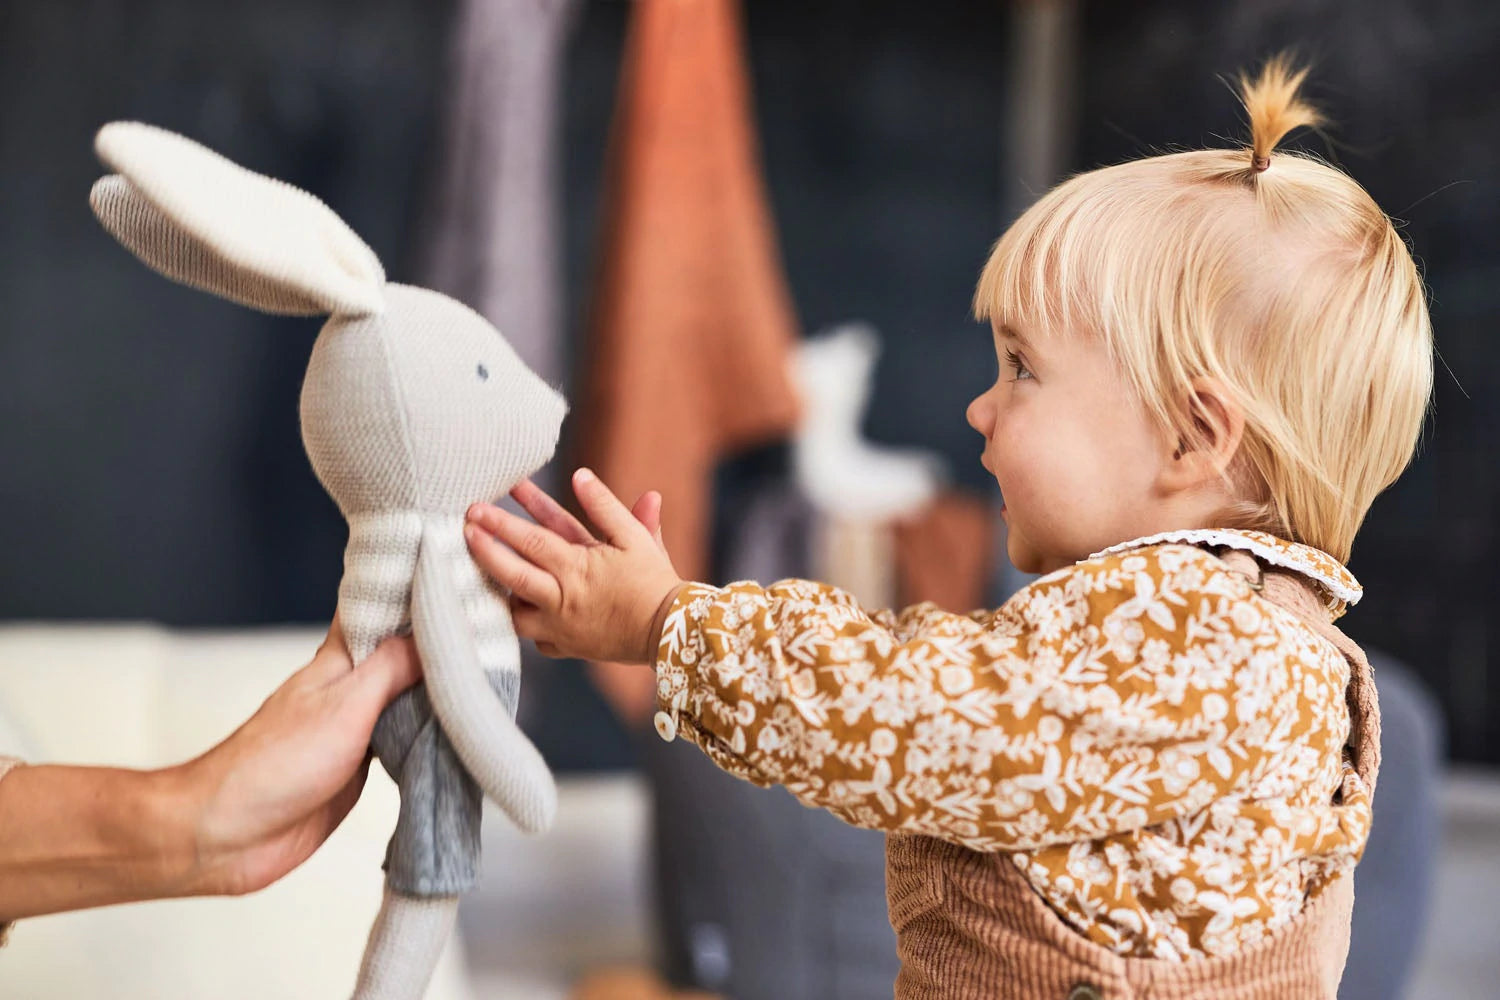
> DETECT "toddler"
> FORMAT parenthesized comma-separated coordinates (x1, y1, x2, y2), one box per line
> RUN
(463, 56, 1431, 1000)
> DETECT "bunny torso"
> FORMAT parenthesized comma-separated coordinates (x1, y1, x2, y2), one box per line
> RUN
(339, 509, 521, 894)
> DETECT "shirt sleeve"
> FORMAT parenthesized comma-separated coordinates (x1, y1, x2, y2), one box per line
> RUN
(652, 544, 1342, 852)
(0, 755, 24, 946)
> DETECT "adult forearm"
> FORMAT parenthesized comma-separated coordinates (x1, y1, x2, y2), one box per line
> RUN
(0, 763, 203, 921)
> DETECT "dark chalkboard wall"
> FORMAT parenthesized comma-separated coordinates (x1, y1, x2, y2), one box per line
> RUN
(1, 1, 1495, 761)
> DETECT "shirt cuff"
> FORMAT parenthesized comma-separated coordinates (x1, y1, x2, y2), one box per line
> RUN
(651, 581, 721, 743)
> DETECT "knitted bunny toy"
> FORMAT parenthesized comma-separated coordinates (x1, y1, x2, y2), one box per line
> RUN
(88, 121, 564, 1000)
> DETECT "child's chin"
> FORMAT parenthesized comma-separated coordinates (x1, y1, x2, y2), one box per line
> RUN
(1005, 535, 1045, 576)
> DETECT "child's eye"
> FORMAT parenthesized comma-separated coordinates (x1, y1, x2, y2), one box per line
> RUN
(1004, 349, 1034, 381)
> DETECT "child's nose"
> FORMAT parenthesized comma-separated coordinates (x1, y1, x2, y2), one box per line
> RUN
(966, 394, 989, 434)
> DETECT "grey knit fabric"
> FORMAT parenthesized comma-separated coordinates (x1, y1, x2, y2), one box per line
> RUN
(420, 0, 579, 392)
(88, 121, 566, 1000)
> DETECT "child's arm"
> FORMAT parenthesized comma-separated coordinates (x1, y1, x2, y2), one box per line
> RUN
(650, 546, 1342, 853)
(464, 471, 1345, 855)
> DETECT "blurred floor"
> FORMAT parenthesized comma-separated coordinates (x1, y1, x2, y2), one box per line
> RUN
(463, 770, 1500, 999)
(1409, 768, 1500, 998)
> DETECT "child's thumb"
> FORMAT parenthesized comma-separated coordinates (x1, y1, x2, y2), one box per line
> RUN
(651, 495, 666, 551)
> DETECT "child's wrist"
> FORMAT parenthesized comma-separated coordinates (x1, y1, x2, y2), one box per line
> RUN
(642, 582, 687, 665)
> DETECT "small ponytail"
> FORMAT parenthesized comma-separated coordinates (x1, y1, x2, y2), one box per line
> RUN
(1237, 53, 1324, 173)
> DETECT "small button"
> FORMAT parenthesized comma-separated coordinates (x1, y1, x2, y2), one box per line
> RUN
(653, 710, 678, 742)
(1067, 984, 1103, 1000)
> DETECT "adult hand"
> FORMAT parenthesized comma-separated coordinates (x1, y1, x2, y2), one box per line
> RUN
(183, 620, 420, 896)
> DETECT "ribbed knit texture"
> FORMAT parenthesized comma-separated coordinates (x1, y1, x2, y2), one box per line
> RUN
(354, 888, 460, 1000)
(89, 122, 387, 318)
(411, 519, 555, 834)
(886, 552, 1377, 1000)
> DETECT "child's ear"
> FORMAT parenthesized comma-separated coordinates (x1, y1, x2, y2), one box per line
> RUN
(1160, 377, 1246, 490)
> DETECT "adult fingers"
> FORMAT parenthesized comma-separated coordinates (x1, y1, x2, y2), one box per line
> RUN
(505, 479, 597, 546)
(320, 614, 347, 656)
(572, 468, 651, 548)
(302, 622, 357, 687)
(311, 757, 370, 852)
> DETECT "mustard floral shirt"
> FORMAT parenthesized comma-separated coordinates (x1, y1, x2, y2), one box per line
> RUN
(651, 529, 1372, 961)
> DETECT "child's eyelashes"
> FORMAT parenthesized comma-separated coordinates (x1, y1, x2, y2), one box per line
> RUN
(1004, 348, 1034, 382)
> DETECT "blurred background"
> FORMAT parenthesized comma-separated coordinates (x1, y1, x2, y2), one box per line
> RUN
(0, 1, 1496, 998)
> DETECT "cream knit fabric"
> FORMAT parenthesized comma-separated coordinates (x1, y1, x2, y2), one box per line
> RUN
(89, 121, 566, 1000)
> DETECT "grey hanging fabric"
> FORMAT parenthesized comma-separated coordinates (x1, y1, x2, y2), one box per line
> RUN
(413, 0, 582, 755)
(418, 0, 581, 401)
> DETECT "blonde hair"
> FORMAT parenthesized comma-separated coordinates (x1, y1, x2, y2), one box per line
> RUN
(973, 54, 1433, 563)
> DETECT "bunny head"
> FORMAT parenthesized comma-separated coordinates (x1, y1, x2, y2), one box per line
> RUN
(300, 285, 567, 515)
(89, 121, 567, 517)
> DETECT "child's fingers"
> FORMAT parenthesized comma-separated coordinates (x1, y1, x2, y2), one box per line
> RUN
(508, 600, 556, 653)
(631, 489, 662, 537)
(648, 493, 666, 551)
(572, 468, 651, 548)
(465, 524, 564, 611)
(507, 480, 597, 546)
(468, 504, 575, 576)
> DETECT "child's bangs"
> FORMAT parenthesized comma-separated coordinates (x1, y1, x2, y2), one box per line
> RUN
(971, 174, 1125, 345)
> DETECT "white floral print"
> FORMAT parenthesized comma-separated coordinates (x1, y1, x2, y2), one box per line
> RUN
(652, 530, 1373, 960)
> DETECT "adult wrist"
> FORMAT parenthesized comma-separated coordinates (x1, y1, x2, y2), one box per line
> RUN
(144, 762, 215, 898)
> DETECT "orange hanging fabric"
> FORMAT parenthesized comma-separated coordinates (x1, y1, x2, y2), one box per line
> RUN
(894, 490, 999, 613)
(570, 0, 802, 589)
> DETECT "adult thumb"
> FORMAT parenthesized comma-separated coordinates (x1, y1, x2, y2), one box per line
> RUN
(344, 635, 422, 719)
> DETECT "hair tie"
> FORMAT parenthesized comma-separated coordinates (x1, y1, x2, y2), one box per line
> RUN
(1252, 154, 1271, 172)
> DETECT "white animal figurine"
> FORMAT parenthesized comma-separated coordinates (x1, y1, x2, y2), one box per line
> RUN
(88, 121, 564, 1000)
(791, 321, 947, 521)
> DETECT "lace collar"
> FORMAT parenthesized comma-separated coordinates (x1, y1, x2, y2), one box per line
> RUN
(1090, 528, 1362, 612)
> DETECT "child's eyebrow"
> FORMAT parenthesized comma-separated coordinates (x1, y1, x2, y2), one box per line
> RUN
(996, 324, 1035, 352)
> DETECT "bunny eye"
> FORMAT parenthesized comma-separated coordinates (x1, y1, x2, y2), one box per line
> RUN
(476, 363, 489, 382)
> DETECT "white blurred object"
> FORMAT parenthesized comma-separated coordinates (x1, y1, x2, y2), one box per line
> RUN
(0, 624, 474, 1000)
(789, 322, 947, 607)
(790, 322, 947, 521)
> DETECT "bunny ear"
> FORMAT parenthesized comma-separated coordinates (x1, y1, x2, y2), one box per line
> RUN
(89, 121, 385, 317)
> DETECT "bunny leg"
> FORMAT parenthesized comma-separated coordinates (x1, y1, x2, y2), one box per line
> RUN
(352, 888, 459, 1000)
(370, 682, 487, 895)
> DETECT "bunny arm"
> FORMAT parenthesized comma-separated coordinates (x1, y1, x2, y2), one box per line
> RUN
(412, 519, 557, 834)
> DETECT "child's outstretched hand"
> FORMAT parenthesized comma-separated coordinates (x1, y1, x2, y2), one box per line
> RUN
(465, 468, 685, 665)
